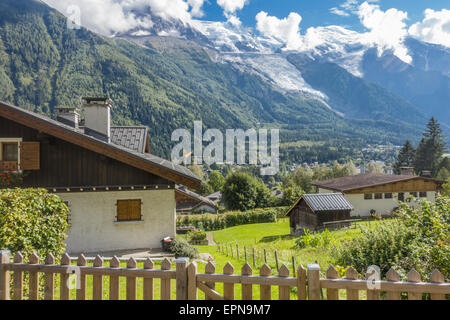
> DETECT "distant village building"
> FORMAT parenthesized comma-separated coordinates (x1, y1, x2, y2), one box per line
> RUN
(271, 188, 284, 200)
(0, 99, 201, 254)
(311, 170, 444, 217)
(286, 193, 353, 235)
(175, 186, 218, 214)
(206, 191, 222, 204)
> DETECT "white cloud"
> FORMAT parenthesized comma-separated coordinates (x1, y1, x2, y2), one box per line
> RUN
(216, 0, 248, 14)
(255, 11, 303, 50)
(42, 0, 206, 36)
(409, 9, 450, 47)
(357, 1, 412, 63)
(330, 8, 350, 17)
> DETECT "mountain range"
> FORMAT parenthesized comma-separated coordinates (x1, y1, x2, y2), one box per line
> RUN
(0, 0, 449, 165)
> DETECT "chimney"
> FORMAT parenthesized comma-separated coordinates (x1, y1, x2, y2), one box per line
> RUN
(56, 107, 79, 129)
(421, 170, 432, 178)
(400, 167, 414, 176)
(82, 97, 111, 142)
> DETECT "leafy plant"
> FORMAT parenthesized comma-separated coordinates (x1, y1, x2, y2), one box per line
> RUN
(296, 228, 332, 249)
(168, 239, 199, 259)
(187, 229, 207, 241)
(0, 188, 68, 259)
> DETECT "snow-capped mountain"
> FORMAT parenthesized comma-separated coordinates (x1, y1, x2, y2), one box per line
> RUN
(119, 15, 450, 126)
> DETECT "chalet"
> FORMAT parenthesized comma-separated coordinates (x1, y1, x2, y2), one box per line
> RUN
(311, 170, 444, 217)
(0, 98, 201, 254)
(206, 191, 222, 205)
(286, 193, 353, 235)
(175, 186, 218, 214)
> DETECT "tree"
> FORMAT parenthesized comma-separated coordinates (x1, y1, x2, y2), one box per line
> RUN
(394, 140, 415, 174)
(207, 170, 225, 192)
(414, 118, 447, 177)
(222, 172, 275, 211)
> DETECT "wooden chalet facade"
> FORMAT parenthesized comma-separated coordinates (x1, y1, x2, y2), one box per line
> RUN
(286, 193, 353, 235)
(0, 99, 201, 253)
(311, 173, 444, 217)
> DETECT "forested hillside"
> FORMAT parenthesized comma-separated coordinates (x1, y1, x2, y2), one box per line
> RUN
(0, 0, 432, 162)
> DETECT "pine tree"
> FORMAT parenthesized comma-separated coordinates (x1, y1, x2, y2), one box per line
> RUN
(394, 140, 415, 174)
(414, 118, 447, 176)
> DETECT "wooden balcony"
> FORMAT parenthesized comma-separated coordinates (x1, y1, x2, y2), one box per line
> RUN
(0, 161, 18, 171)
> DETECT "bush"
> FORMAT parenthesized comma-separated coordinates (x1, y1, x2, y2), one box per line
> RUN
(296, 229, 332, 248)
(335, 196, 450, 280)
(0, 188, 68, 259)
(188, 229, 207, 241)
(176, 207, 287, 231)
(168, 239, 199, 259)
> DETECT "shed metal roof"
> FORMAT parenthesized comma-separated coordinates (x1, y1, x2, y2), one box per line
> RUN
(286, 193, 353, 216)
(303, 193, 353, 212)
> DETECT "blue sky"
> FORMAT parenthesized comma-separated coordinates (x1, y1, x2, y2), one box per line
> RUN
(199, 0, 449, 31)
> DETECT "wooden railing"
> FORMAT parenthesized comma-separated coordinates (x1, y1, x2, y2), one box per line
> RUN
(0, 250, 449, 300)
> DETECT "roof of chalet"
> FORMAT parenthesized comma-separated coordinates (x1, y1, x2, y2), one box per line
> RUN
(0, 100, 201, 190)
(175, 186, 218, 210)
(286, 193, 353, 216)
(206, 191, 222, 201)
(311, 173, 444, 193)
(110, 126, 148, 154)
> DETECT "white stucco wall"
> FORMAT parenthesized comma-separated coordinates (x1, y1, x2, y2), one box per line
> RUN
(57, 189, 176, 254)
(318, 188, 437, 217)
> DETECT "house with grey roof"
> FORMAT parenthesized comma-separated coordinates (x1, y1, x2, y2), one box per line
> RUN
(176, 186, 218, 214)
(0, 98, 200, 254)
(311, 171, 444, 217)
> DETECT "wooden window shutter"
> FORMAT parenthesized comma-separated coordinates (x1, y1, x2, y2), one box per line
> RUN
(117, 200, 142, 221)
(20, 142, 40, 170)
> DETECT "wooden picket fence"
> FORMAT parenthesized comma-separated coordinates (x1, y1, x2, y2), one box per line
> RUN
(1, 250, 449, 300)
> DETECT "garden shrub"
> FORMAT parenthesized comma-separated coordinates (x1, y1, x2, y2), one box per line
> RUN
(188, 229, 207, 241)
(169, 239, 199, 259)
(176, 207, 287, 231)
(296, 229, 332, 248)
(0, 188, 68, 259)
(335, 196, 450, 281)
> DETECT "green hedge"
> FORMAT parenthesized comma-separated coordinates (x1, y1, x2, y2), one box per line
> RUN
(177, 207, 288, 231)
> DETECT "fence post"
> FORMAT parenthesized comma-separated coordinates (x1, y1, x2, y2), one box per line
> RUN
(93, 255, 104, 300)
(28, 253, 39, 300)
(407, 269, 422, 300)
(60, 253, 71, 301)
(126, 257, 137, 300)
(187, 262, 198, 300)
(297, 265, 306, 300)
(13, 252, 23, 300)
(386, 268, 401, 300)
(307, 264, 321, 300)
(176, 258, 189, 300)
(205, 262, 216, 301)
(109, 256, 121, 300)
(223, 262, 235, 300)
(0, 250, 10, 300)
(76, 254, 87, 300)
(161, 258, 172, 300)
(278, 264, 290, 300)
(260, 264, 271, 300)
(241, 263, 253, 300)
(143, 258, 154, 300)
(44, 253, 55, 300)
(430, 269, 445, 300)
(345, 267, 359, 300)
(326, 265, 339, 300)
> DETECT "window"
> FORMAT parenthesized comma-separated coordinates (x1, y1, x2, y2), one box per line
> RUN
(116, 199, 142, 222)
(364, 194, 373, 200)
(410, 192, 418, 197)
(374, 193, 383, 200)
(398, 193, 405, 201)
(419, 192, 427, 198)
(384, 193, 393, 199)
(2, 143, 18, 161)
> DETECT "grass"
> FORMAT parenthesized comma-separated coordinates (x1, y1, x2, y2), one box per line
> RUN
(208, 218, 374, 271)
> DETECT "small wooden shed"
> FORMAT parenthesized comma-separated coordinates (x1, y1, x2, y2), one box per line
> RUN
(286, 193, 353, 235)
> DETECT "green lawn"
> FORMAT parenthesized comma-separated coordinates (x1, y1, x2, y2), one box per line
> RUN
(207, 218, 373, 271)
